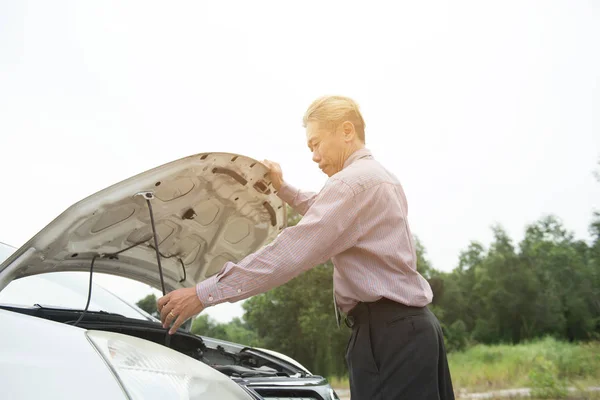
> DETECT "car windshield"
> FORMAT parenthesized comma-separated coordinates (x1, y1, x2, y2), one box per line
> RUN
(0, 243, 154, 321)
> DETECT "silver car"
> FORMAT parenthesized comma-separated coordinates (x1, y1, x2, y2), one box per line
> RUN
(0, 152, 339, 400)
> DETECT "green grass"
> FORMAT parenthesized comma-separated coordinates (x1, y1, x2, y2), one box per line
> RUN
(328, 337, 600, 398)
(448, 337, 600, 393)
(328, 376, 350, 389)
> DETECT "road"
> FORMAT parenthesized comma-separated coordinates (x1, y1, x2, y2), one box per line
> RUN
(334, 386, 600, 399)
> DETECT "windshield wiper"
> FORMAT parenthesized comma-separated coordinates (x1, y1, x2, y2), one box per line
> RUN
(34, 304, 112, 315)
(33, 304, 116, 316)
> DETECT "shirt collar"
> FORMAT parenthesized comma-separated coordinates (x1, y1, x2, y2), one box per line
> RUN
(343, 148, 372, 170)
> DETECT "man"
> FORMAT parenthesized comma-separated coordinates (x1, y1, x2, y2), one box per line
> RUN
(157, 95, 455, 399)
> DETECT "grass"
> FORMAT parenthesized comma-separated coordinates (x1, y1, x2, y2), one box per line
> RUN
(328, 376, 350, 389)
(448, 337, 600, 393)
(328, 337, 600, 398)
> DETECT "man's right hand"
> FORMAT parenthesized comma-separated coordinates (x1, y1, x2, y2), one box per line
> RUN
(263, 160, 284, 191)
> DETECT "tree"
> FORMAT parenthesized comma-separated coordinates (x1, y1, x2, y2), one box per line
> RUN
(587, 212, 600, 336)
(431, 214, 599, 346)
(434, 241, 486, 334)
(468, 225, 536, 343)
(520, 215, 594, 341)
(415, 235, 434, 279)
(136, 293, 159, 318)
(190, 314, 263, 347)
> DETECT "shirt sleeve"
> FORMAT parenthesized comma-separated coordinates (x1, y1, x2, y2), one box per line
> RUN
(276, 181, 318, 216)
(196, 177, 360, 307)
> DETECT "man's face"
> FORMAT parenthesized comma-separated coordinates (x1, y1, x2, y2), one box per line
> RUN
(306, 121, 347, 177)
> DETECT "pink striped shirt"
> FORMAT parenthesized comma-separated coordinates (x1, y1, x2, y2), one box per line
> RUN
(196, 148, 433, 313)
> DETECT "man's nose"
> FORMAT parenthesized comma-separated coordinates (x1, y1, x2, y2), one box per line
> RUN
(312, 151, 321, 163)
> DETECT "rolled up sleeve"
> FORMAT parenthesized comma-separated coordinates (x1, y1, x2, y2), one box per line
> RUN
(196, 178, 359, 307)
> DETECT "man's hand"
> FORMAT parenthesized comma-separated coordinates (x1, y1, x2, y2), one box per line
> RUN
(157, 287, 204, 334)
(263, 160, 284, 191)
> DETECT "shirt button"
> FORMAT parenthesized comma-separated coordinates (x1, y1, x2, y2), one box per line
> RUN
(237, 289, 242, 293)
(208, 296, 214, 301)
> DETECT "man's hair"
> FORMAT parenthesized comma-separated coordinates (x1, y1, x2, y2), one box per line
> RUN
(302, 95, 366, 142)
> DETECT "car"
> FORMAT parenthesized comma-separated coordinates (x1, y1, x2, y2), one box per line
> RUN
(0, 152, 341, 400)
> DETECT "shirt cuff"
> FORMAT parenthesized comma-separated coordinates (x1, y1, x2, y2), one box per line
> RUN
(277, 181, 298, 205)
(195, 276, 222, 308)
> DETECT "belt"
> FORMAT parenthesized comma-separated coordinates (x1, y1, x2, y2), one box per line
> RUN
(344, 298, 427, 328)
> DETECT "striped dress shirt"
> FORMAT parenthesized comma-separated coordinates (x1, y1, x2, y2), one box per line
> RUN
(196, 148, 433, 313)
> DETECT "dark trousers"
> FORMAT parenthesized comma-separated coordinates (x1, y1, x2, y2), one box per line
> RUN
(345, 298, 455, 400)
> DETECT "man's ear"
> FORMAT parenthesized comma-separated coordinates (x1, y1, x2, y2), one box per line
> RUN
(342, 121, 355, 142)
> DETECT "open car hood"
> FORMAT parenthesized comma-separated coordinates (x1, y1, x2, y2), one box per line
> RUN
(0, 152, 286, 293)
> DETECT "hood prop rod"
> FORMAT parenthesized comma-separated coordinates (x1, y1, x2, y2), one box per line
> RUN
(141, 192, 172, 347)
(145, 197, 166, 296)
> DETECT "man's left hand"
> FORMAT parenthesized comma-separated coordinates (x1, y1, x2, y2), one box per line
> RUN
(157, 287, 204, 334)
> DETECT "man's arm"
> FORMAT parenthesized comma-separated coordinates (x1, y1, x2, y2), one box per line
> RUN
(277, 181, 318, 216)
(196, 177, 359, 307)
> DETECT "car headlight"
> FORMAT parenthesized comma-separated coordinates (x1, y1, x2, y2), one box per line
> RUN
(86, 330, 253, 400)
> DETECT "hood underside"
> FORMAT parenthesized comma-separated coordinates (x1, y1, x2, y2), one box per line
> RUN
(0, 152, 286, 293)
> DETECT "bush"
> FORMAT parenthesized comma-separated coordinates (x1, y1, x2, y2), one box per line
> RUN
(528, 355, 568, 399)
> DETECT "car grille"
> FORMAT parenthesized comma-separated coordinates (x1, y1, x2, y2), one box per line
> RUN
(262, 398, 318, 400)
(256, 389, 321, 400)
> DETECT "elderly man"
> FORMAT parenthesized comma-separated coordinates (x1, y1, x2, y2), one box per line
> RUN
(158, 95, 455, 400)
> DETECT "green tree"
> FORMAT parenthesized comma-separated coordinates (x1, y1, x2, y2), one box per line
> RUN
(586, 212, 600, 336)
(415, 235, 434, 279)
(470, 225, 536, 343)
(520, 216, 594, 341)
(221, 317, 263, 347)
(437, 241, 486, 333)
(190, 315, 263, 347)
(433, 214, 599, 346)
(136, 293, 159, 318)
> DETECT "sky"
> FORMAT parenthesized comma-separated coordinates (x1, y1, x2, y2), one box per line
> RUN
(0, 1, 599, 323)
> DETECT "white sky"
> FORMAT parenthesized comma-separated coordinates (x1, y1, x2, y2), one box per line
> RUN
(1, 1, 599, 323)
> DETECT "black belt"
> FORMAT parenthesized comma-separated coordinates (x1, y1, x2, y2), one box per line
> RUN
(344, 298, 427, 328)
